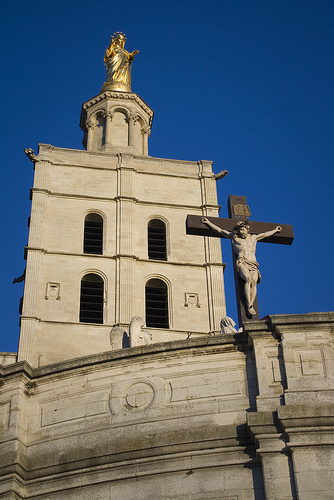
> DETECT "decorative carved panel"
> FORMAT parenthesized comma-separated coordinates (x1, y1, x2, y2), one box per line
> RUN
(45, 282, 61, 300)
(184, 292, 200, 308)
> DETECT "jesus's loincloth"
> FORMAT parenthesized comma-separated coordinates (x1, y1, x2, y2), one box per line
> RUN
(236, 257, 262, 284)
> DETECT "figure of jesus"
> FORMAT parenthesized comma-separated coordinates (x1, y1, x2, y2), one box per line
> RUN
(201, 218, 282, 316)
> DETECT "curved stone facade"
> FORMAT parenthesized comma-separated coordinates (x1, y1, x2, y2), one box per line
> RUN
(1, 312, 334, 499)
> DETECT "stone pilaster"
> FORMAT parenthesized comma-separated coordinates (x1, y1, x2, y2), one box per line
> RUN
(128, 112, 137, 148)
(104, 110, 113, 146)
(197, 160, 226, 332)
(85, 119, 94, 151)
(17, 156, 51, 365)
(18, 247, 44, 365)
(0, 369, 31, 499)
(115, 257, 134, 326)
(27, 157, 50, 250)
(278, 404, 334, 499)
(248, 411, 297, 500)
(203, 263, 225, 332)
(246, 320, 287, 411)
(17, 317, 39, 365)
(114, 155, 135, 325)
(141, 125, 150, 155)
(270, 312, 334, 406)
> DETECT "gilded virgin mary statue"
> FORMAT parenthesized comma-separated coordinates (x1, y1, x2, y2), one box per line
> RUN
(102, 33, 139, 92)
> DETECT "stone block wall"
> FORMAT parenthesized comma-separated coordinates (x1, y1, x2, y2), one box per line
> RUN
(18, 146, 226, 367)
(1, 311, 333, 499)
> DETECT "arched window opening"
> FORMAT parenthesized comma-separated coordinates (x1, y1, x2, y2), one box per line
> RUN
(145, 279, 169, 328)
(80, 273, 104, 324)
(84, 213, 103, 254)
(148, 219, 167, 260)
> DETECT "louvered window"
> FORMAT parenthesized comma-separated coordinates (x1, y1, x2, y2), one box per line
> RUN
(84, 214, 103, 254)
(145, 279, 169, 328)
(148, 219, 167, 260)
(80, 274, 104, 324)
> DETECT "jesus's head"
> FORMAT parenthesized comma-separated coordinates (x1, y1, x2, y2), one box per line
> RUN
(233, 220, 250, 239)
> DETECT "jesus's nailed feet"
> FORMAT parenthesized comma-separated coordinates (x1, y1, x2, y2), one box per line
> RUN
(248, 306, 256, 316)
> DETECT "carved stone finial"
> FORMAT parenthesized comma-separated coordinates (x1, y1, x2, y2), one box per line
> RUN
(24, 148, 38, 163)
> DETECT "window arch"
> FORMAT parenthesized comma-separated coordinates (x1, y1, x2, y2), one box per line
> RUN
(79, 273, 104, 324)
(83, 213, 103, 254)
(148, 219, 167, 260)
(145, 278, 169, 328)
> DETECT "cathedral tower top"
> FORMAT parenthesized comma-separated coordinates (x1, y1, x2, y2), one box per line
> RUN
(80, 34, 153, 155)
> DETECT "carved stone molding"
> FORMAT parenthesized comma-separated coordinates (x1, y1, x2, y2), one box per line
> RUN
(82, 91, 154, 122)
(128, 112, 138, 124)
(184, 292, 200, 308)
(85, 119, 95, 129)
(24, 148, 38, 163)
(45, 282, 61, 300)
(141, 124, 151, 136)
(124, 381, 155, 410)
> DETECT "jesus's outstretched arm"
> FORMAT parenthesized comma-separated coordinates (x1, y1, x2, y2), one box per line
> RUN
(201, 218, 233, 239)
(256, 226, 282, 241)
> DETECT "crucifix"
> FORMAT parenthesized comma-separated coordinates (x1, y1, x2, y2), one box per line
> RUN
(186, 195, 294, 326)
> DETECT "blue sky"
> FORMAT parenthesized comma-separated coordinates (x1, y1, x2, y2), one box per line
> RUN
(1, 0, 333, 353)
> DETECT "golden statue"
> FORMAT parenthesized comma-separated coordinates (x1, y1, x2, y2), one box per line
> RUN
(102, 33, 139, 92)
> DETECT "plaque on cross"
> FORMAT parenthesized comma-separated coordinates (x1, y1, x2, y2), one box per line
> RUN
(186, 195, 294, 326)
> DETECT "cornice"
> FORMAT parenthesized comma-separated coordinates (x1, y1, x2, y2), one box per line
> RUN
(36, 144, 213, 170)
(0, 335, 247, 380)
(82, 92, 154, 120)
(24, 248, 223, 268)
(30, 188, 218, 211)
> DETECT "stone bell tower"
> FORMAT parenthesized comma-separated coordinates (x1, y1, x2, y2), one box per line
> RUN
(17, 34, 226, 367)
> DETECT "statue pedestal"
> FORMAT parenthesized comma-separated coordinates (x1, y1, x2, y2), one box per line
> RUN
(101, 81, 132, 93)
(80, 91, 153, 155)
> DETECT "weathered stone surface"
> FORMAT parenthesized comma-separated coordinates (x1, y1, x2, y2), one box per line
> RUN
(2, 312, 334, 498)
(17, 145, 226, 367)
(0, 352, 16, 366)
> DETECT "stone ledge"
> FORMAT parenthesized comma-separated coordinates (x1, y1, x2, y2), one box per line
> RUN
(37, 143, 213, 169)
(0, 334, 248, 379)
(81, 91, 154, 117)
(278, 404, 334, 428)
(0, 353, 17, 366)
(0, 445, 257, 494)
(269, 311, 334, 326)
(244, 311, 334, 333)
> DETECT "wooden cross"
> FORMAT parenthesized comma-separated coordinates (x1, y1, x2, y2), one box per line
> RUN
(186, 195, 294, 326)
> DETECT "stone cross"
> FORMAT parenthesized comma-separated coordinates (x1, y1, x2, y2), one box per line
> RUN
(186, 195, 294, 326)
